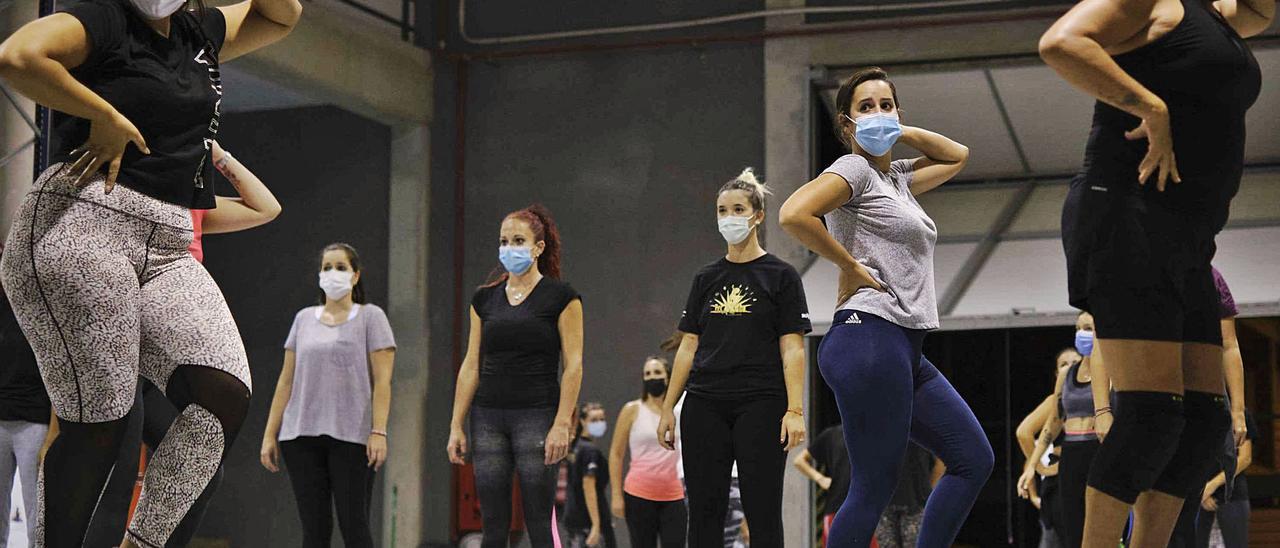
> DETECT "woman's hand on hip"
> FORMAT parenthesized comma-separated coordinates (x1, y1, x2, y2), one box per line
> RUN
(837, 264, 884, 305)
(1125, 103, 1181, 191)
(69, 110, 148, 191)
(367, 433, 387, 471)
(544, 422, 571, 465)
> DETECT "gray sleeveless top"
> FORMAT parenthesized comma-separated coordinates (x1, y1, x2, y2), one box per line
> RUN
(1059, 360, 1097, 442)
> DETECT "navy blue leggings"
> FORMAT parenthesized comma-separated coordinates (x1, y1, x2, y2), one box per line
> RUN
(818, 310, 993, 548)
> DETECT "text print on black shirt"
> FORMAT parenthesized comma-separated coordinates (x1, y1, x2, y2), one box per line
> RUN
(192, 45, 222, 190)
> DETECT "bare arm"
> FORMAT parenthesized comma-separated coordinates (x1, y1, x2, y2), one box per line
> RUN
(584, 474, 602, 533)
(1087, 350, 1112, 431)
(792, 449, 829, 485)
(1027, 370, 1069, 472)
(263, 350, 297, 442)
(203, 143, 282, 234)
(898, 126, 970, 196)
(1222, 318, 1247, 445)
(930, 457, 946, 488)
(658, 333, 698, 450)
(1039, 0, 1167, 119)
(1017, 396, 1056, 459)
(779, 174, 885, 304)
(779, 174, 859, 273)
(447, 308, 483, 464)
(779, 333, 807, 451)
(610, 402, 639, 504)
(369, 348, 394, 431)
(662, 335, 697, 414)
(0, 15, 115, 122)
(541, 299, 585, 465)
(1213, 0, 1276, 38)
(216, 0, 303, 62)
(556, 299, 585, 428)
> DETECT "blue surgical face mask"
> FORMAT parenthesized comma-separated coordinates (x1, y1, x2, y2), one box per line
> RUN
(586, 420, 607, 439)
(847, 113, 902, 157)
(1075, 330, 1095, 357)
(718, 215, 757, 245)
(499, 245, 534, 275)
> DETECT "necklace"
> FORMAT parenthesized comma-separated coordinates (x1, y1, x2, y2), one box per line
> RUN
(506, 282, 531, 302)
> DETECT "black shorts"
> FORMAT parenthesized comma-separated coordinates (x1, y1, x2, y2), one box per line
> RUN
(1062, 178, 1222, 345)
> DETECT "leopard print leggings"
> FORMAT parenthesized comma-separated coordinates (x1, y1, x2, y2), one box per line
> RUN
(0, 164, 251, 547)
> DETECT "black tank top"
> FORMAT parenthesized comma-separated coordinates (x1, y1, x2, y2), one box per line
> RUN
(1080, 0, 1261, 232)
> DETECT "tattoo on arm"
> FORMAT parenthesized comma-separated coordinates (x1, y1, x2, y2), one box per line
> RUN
(1118, 92, 1141, 108)
(214, 157, 241, 187)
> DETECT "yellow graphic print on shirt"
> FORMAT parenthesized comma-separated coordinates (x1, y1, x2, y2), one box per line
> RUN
(711, 285, 757, 316)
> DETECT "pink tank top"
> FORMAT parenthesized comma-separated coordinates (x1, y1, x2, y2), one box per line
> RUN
(188, 209, 206, 263)
(623, 402, 684, 502)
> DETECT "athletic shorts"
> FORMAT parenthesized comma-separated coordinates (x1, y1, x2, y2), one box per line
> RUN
(1062, 177, 1222, 346)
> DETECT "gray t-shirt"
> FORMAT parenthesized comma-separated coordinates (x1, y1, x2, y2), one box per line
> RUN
(822, 154, 939, 330)
(281, 304, 397, 445)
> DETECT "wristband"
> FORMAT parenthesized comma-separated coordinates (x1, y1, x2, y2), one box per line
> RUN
(1094, 407, 1112, 417)
(371, 429, 388, 437)
(214, 150, 235, 172)
(786, 408, 803, 417)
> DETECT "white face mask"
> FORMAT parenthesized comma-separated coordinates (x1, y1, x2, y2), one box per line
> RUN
(318, 270, 354, 301)
(718, 215, 757, 245)
(127, 0, 187, 20)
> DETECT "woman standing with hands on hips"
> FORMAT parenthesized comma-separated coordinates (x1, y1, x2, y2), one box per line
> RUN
(656, 169, 811, 548)
(779, 67, 992, 548)
(1041, 0, 1268, 544)
(0, 0, 300, 543)
(260, 243, 396, 548)
(448, 205, 585, 548)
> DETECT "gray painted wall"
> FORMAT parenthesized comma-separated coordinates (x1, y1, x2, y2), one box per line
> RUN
(198, 106, 392, 547)
(426, 39, 768, 548)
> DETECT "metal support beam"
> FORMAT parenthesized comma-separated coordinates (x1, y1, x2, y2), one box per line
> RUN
(0, 137, 33, 170)
(937, 179, 1037, 315)
(983, 67, 1032, 174)
(1, 85, 40, 135)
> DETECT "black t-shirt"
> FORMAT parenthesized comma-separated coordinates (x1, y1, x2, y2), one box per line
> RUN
(51, 0, 225, 209)
(565, 438, 611, 530)
(890, 443, 934, 509)
(808, 425, 851, 515)
(472, 278, 580, 409)
(0, 289, 51, 424)
(678, 254, 811, 400)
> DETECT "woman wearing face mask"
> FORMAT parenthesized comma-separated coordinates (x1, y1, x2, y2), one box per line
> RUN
(609, 356, 687, 548)
(1015, 347, 1082, 548)
(0, 0, 299, 542)
(1019, 312, 1105, 548)
(1041, 0, 1269, 544)
(566, 402, 617, 548)
(656, 168, 811, 548)
(779, 66, 991, 548)
(447, 204, 584, 548)
(259, 243, 397, 548)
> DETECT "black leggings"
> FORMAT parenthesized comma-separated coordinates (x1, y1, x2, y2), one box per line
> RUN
(680, 394, 786, 548)
(1058, 440, 1099, 548)
(471, 406, 558, 548)
(85, 382, 226, 547)
(280, 435, 375, 548)
(624, 493, 687, 548)
(41, 366, 248, 548)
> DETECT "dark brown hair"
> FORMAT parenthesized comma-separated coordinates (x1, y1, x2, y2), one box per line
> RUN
(639, 355, 671, 401)
(317, 242, 367, 304)
(1055, 347, 1080, 369)
(483, 204, 563, 288)
(834, 66, 901, 149)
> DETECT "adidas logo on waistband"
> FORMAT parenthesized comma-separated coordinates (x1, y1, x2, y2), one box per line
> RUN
(845, 313, 862, 324)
